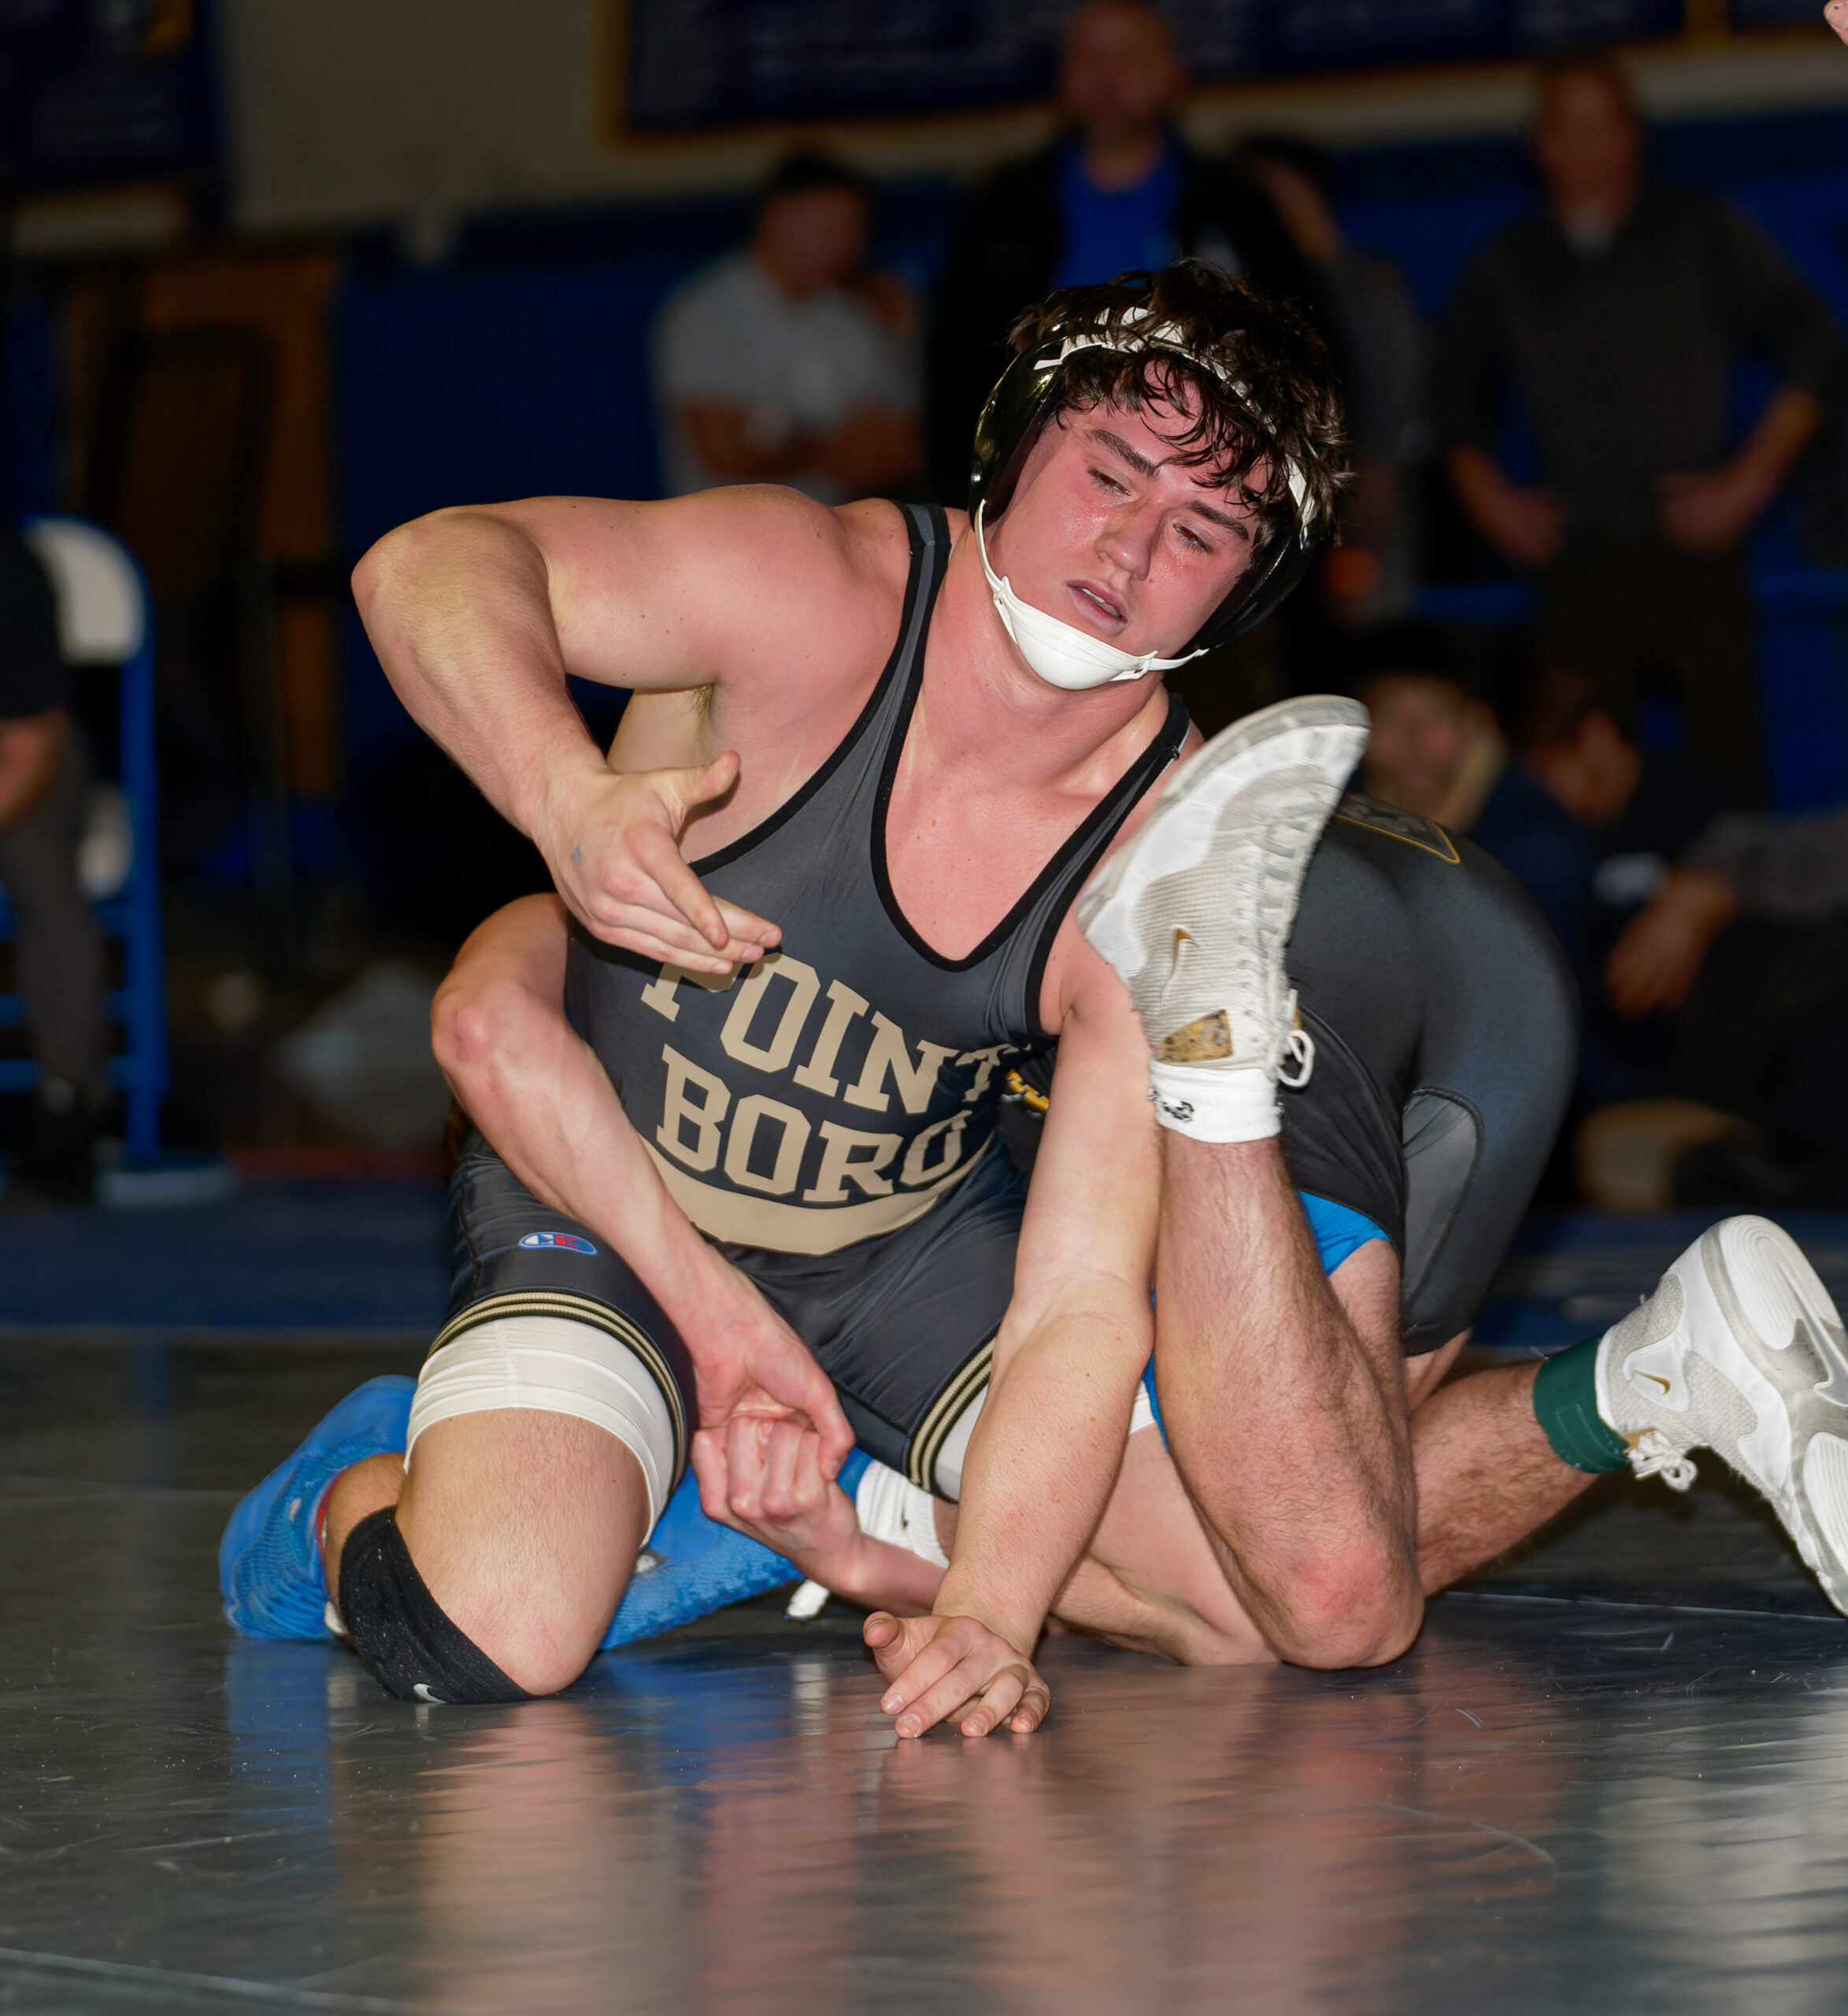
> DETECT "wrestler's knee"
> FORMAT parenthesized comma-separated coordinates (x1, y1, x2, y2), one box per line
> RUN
(1266, 1549, 1423, 1670)
(337, 1501, 598, 1702)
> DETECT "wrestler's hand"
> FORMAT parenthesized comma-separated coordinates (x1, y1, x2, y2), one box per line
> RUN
(683, 1269, 854, 1480)
(865, 1611, 1050, 1740)
(1828, 0, 1848, 46)
(535, 753, 781, 976)
(692, 1415, 860, 1563)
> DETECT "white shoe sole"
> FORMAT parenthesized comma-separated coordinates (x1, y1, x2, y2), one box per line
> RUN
(1076, 695, 1368, 984)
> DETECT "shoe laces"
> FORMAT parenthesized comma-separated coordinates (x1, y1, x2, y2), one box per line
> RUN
(1278, 990, 1316, 1088)
(1219, 796, 1331, 1040)
(1627, 1427, 1698, 1493)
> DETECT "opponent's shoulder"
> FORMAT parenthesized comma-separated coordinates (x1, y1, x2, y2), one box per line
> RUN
(1328, 792, 1465, 868)
(1324, 792, 1559, 951)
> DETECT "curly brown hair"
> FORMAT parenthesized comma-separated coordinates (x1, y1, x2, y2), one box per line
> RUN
(1005, 261, 1348, 546)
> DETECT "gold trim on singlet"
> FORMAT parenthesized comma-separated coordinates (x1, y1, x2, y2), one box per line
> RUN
(905, 1331, 997, 1491)
(643, 1135, 993, 1257)
(425, 1290, 689, 1477)
(1333, 793, 1461, 864)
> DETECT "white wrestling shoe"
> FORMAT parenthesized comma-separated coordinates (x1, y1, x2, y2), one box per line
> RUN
(1598, 1215, 1848, 1614)
(1076, 694, 1368, 1142)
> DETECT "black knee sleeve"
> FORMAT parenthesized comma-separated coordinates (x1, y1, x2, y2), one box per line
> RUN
(337, 1507, 531, 1704)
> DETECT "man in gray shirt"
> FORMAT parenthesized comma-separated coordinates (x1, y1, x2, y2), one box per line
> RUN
(1435, 54, 1841, 805)
(654, 154, 924, 505)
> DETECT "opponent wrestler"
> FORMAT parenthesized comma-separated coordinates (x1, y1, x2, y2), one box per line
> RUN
(868, 720, 1848, 1737)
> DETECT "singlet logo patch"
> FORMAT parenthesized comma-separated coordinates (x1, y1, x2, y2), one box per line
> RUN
(519, 1231, 597, 1255)
(1333, 793, 1461, 865)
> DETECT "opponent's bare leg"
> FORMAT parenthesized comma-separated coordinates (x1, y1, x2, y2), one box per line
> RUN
(1154, 1136, 1422, 1666)
(1055, 1235, 1597, 1666)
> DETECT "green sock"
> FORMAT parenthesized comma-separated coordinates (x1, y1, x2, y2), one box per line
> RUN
(1531, 1336, 1630, 1474)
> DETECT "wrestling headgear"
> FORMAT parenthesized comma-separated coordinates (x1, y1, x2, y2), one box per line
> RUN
(968, 274, 1329, 692)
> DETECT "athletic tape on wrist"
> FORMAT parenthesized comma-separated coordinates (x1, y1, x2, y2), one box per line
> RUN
(1146, 1061, 1281, 1143)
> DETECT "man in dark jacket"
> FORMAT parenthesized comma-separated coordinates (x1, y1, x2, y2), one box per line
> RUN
(925, 0, 1313, 503)
(1435, 53, 1841, 806)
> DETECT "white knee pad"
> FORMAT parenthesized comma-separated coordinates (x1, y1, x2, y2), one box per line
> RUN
(930, 1378, 1158, 1503)
(407, 1315, 679, 1531)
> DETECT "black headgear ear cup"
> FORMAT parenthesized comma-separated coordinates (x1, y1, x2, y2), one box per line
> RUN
(968, 334, 1071, 528)
(966, 322, 1322, 655)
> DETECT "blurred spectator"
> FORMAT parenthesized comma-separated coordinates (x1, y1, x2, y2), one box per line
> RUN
(1435, 54, 1842, 806)
(1648, 802, 1848, 1206)
(925, 0, 1311, 502)
(1354, 624, 1505, 824)
(1514, 658, 1731, 1110)
(1577, 795, 1848, 1212)
(0, 532, 107, 1199)
(1350, 624, 1584, 947)
(654, 152, 924, 504)
(1236, 135, 1427, 630)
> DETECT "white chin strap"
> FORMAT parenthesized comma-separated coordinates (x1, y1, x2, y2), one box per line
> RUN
(976, 504, 1205, 692)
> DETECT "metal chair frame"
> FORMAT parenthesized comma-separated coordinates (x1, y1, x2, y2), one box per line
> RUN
(0, 516, 166, 1158)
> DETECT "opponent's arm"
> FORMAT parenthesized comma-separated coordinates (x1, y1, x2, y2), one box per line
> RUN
(433, 894, 854, 1472)
(867, 939, 1158, 1736)
(691, 1418, 945, 1614)
(354, 488, 893, 963)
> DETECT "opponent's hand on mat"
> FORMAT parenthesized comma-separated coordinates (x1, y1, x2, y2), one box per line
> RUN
(1829, 0, 1848, 46)
(865, 1612, 1050, 1740)
(694, 1416, 859, 1565)
(539, 753, 780, 976)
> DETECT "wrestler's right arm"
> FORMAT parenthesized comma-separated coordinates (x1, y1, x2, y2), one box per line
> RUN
(435, 894, 854, 1472)
(354, 487, 898, 973)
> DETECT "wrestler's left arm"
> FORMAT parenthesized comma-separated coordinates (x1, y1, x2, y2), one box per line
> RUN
(866, 934, 1160, 1737)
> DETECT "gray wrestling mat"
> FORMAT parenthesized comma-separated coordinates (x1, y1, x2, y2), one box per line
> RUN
(0, 1333, 1846, 2013)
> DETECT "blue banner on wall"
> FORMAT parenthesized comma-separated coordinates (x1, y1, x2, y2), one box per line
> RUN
(0, 0, 219, 189)
(625, 0, 1683, 129)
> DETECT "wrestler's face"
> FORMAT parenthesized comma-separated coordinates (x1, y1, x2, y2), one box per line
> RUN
(988, 394, 1263, 661)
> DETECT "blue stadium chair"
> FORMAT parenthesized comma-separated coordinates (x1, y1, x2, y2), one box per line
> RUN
(0, 516, 166, 1160)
